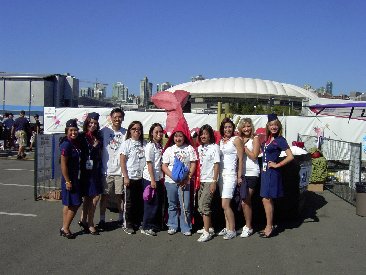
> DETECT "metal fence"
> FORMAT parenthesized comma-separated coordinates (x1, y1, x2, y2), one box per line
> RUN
(297, 134, 362, 206)
(34, 134, 63, 200)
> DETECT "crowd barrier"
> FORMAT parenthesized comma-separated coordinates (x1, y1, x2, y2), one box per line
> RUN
(298, 134, 362, 206)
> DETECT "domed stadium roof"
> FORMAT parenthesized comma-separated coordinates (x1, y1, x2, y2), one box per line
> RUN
(168, 77, 318, 100)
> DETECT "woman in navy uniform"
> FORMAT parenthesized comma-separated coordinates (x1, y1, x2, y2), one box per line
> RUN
(260, 114, 293, 238)
(78, 112, 103, 235)
(60, 119, 82, 239)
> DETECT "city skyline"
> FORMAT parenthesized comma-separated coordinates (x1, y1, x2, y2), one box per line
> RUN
(1, 0, 365, 96)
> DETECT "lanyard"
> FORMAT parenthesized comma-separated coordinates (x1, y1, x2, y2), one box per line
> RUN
(85, 137, 93, 159)
(71, 144, 81, 160)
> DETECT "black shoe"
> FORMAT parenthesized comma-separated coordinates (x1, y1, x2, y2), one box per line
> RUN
(16, 155, 22, 160)
(97, 220, 106, 231)
(117, 219, 124, 227)
(78, 221, 89, 232)
(60, 228, 75, 239)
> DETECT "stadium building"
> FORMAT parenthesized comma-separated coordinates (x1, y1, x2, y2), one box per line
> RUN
(168, 77, 318, 113)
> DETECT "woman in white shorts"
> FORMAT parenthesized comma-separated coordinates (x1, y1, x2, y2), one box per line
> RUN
(218, 118, 243, 240)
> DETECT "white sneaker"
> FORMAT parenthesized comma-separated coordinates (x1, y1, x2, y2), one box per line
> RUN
(197, 227, 214, 234)
(223, 230, 236, 240)
(123, 227, 135, 235)
(240, 226, 253, 238)
(218, 228, 228, 236)
(141, 229, 157, 236)
(197, 232, 213, 242)
(183, 231, 192, 236)
(168, 228, 177, 235)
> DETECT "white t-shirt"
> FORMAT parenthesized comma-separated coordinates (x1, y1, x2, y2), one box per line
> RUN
(143, 141, 163, 181)
(220, 137, 238, 175)
(243, 138, 260, 177)
(101, 126, 126, 176)
(198, 143, 221, 183)
(121, 138, 146, 180)
(162, 144, 197, 183)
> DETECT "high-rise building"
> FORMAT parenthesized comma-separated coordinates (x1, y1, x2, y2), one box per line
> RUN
(326, 81, 333, 95)
(93, 83, 107, 99)
(112, 82, 128, 102)
(140, 76, 153, 107)
(80, 87, 94, 97)
(316, 87, 326, 95)
(128, 94, 139, 104)
(157, 82, 173, 92)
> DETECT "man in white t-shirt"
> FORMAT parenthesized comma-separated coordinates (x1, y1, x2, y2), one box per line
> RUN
(98, 108, 127, 229)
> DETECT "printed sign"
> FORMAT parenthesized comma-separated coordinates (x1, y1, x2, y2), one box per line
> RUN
(299, 161, 312, 189)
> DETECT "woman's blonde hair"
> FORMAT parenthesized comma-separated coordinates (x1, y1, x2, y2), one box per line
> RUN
(237, 118, 255, 138)
(266, 119, 283, 137)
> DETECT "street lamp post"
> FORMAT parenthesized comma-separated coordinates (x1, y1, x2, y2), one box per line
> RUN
(29, 80, 32, 119)
(269, 97, 275, 112)
(29, 94, 34, 120)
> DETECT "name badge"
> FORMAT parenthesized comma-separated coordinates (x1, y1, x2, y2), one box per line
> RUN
(262, 162, 267, 172)
(86, 159, 93, 170)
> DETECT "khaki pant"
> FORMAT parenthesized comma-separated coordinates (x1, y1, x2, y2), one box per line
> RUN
(15, 130, 27, 147)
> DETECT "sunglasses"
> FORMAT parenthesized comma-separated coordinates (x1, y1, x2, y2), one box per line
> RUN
(131, 127, 141, 131)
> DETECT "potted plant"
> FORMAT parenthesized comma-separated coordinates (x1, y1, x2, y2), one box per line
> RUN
(308, 147, 327, 192)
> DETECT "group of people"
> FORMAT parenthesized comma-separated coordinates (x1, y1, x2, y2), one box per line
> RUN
(60, 108, 294, 242)
(0, 111, 41, 158)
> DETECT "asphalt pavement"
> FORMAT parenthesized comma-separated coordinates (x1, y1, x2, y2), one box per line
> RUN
(0, 159, 366, 275)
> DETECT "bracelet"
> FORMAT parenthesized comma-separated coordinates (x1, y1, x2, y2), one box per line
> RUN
(66, 181, 71, 184)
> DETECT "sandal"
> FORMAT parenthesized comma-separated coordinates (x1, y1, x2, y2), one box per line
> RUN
(259, 225, 276, 238)
(89, 227, 99, 235)
(59, 228, 75, 239)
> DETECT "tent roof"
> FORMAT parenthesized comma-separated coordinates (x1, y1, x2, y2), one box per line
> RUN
(309, 102, 366, 121)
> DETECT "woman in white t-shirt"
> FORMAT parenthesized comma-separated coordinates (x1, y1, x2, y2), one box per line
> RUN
(120, 121, 146, 234)
(196, 124, 220, 242)
(141, 123, 164, 236)
(162, 118, 197, 236)
(218, 118, 244, 240)
(237, 117, 260, 238)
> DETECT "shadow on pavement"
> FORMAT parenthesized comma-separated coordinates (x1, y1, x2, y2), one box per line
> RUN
(205, 189, 328, 234)
(276, 191, 328, 234)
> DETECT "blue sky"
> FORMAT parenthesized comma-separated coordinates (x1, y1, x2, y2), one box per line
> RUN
(1, 0, 365, 96)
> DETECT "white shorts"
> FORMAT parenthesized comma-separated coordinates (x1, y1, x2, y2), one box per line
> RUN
(218, 174, 237, 199)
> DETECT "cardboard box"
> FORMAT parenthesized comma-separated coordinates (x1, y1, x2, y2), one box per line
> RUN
(308, 183, 324, 192)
